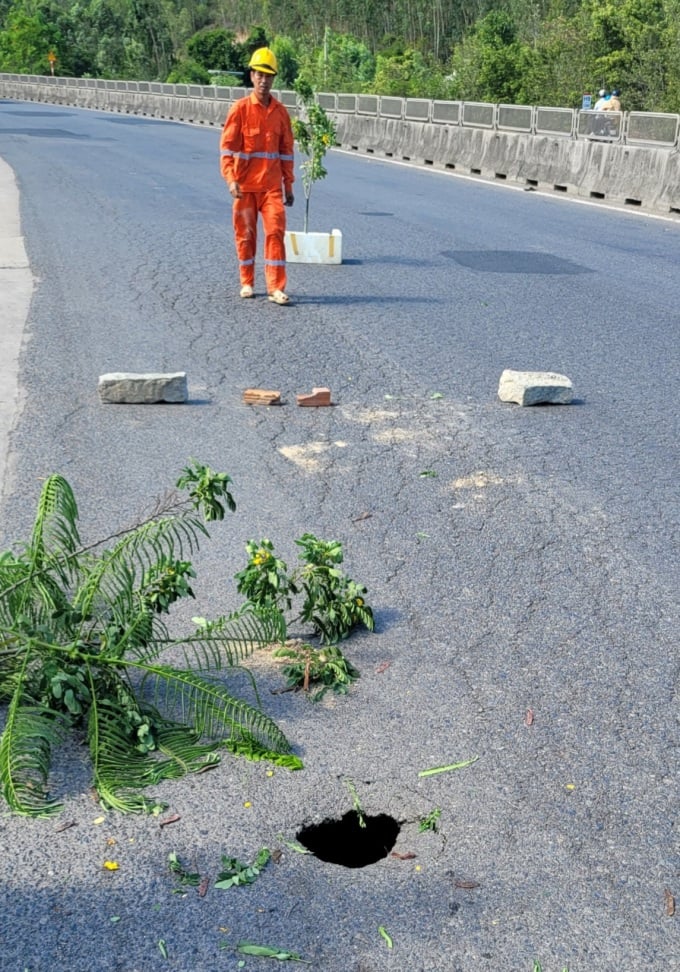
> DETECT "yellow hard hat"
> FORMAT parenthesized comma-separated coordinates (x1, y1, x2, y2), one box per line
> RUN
(248, 48, 278, 76)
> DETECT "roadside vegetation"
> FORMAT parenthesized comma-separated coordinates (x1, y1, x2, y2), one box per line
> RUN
(0, 0, 679, 112)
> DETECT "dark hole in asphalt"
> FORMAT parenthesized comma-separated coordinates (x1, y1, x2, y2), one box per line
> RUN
(297, 811, 400, 867)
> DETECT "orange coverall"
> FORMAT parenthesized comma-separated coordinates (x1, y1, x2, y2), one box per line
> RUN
(220, 93, 295, 293)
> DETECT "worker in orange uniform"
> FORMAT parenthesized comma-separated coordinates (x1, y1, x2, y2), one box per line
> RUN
(220, 48, 295, 304)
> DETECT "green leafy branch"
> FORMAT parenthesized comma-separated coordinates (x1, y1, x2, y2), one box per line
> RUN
(215, 847, 271, 888)
(291, 77, 337, 232)
(0, 465, 294, 817)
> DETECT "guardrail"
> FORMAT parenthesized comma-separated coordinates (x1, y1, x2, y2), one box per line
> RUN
(1, 73, 679, 149)
(2, 72, 680, 217)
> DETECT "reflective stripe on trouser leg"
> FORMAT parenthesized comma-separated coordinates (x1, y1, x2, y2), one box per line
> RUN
(261, 189, 287, 294)
(233, 194, 258, 286)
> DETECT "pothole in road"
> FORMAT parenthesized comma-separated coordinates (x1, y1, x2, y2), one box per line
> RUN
(297, 812, 400, 867)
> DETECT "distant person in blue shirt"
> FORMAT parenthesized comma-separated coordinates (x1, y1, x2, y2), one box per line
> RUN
(593, 89, 610, 110)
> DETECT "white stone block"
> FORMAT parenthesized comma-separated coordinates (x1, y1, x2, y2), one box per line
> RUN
(98, 372, 188, 404)
(498, 369, 573, 406)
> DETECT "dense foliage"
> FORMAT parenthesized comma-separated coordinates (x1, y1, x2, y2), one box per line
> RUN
(0, 463, 294, 816)
(1, 0, 679, 111)
(0, 462, 374, 816)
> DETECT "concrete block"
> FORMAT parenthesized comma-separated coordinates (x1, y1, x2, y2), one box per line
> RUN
(243, 388, 282, 405)
(296, 387, 332, 407)
(98, 372, 188, 404)
(498, 369, 573, 406)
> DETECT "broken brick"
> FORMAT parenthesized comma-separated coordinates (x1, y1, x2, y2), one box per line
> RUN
(296, 387, 332, 407)
(243, 388, 282, 405)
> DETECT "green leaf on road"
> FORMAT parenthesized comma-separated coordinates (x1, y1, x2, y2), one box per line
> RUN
(418, 756, 479, 777)
(236, 942, 311, 962)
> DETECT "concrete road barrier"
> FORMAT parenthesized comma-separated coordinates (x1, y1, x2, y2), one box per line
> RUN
(2, 74, 679, 217)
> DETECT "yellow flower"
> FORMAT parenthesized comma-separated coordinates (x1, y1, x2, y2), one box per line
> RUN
(103, 860, 119, 871)
(355, 597, 364, 606)
(244, 801, 252, 809)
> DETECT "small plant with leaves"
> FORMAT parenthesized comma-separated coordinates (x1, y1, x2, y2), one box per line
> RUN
(345, 778, 366, 828)
(234, 539, 297, 612)
(176, 459, 235, 521)
(167, 851, 201, 894)
(273, 642, 360, 701)
(419, 807, 441, 833)
(291, 77, 337, 233)
(295, 534, 374, 644)
(214, 847, 271, 888)
(0, 464, 293, 817)
(236, 533, 374, 647)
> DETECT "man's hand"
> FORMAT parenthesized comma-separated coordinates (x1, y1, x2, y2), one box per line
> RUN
(229, 181, 242, 199)
(284, 190, 294, 207)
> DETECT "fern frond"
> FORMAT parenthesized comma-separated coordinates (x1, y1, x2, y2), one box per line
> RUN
(134, 605, 287, 668)
(0, 554, 29, 621)
(0, 553, 71, 632)
(29, 474, 81, 573)
(140, 664, 291, 754)
(100, 608, 165, 659)
(74, 515, 207, 622)
(153, 722, 223, 778)
(0, 689, 64, 816)
(87, 693, 164, 812)
(88, 698, 223, 811)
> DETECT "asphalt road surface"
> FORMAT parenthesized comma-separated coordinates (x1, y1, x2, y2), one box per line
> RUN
(0, 100, 678, 972)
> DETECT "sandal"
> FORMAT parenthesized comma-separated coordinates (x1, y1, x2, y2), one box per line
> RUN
(268, 289, 290, 305)
(240, 285, 254, 299)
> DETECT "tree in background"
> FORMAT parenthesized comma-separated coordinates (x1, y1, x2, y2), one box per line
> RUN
(298, 28, 374, 93)
(659, 0, 680, 111)
(371, 47, 450, 98)
(516, 12, 594, 108)
(70, 0, 131, 78)
(165, 26, 244, 85)
(449, 10, 531, 104)
(1, 0, 680, 110)
(271, 35, 299, 89)
(0, 8, 58, 73)
(165, 57, 211, 83)
(186, 27, 241, 73)
(586, 0, 667, 109)
(128, 0, 173, 79)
